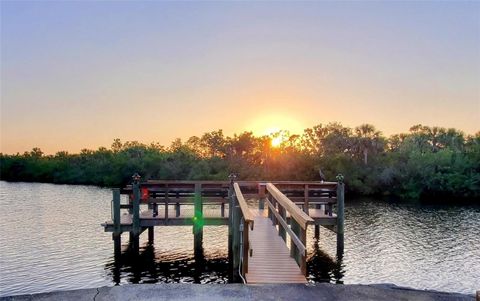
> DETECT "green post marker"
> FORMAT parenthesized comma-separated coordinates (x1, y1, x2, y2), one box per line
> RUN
(193, 183, 203, 253)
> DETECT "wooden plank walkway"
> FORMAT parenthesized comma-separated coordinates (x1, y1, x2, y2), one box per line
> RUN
(245, 209, 307, 284)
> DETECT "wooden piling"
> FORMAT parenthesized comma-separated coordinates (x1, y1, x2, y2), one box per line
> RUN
(132, 181, 141, 236)
(193, 183, 203, 253)
(175, 202, 180, 217)
(113, 233, 121, 258)
(113, 189, 121, 235)
(228, 180, 234, 281)
(129, 231, 139, 254)
(267, 195, 272, 221)
(290, 219, 298, 259)
(303, 184, 309, 215)
(314, 225, 320, 239)
(258, 183, 266, 209)
(241, 219, 249, 276)
(148, 227, 154, 244)
(299, 226, 307, 276)
(164, 186, 169, 223)
(278, 205, 287, 242)
(289, 219, 307, 276)
(232, 202, 241, 282)
(336, 182, 345, 255)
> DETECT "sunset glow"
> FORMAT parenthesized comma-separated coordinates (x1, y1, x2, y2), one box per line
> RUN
(247, 114, 306, 138)
(271, 136, 283, 148)
(0, 2, 478, 154)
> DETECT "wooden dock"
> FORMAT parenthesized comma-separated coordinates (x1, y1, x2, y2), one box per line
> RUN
(246, 209, 307, 284)
(102, 174, 345, 284)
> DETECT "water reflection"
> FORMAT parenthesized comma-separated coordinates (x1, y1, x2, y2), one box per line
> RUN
(105, 240, 229, 284)
(1, 181, 479, 296)
(307, 238, 344, 284)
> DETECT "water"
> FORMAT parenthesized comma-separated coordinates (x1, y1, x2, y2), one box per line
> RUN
(0, 181, 478, 296)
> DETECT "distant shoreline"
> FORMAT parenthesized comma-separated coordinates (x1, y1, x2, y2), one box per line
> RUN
(0, 283, 476, 301)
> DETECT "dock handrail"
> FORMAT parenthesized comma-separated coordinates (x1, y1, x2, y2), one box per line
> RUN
(266, 183, 314, 275)
(234, 183, 254, 227)
(229, 180, 254, 281)
(266, 183, 313, 229)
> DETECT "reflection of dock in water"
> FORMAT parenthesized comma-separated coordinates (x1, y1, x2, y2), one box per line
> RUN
(307, 239, 344, 284)
(106, 240, 229, 284)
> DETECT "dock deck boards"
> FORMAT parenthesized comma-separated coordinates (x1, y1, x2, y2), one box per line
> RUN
(245, 209, 307, 284)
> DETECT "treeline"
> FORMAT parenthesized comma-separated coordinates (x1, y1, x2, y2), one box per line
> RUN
(1, 123, 479, 200)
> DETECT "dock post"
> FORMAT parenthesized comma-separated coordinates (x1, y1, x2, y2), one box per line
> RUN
(227, 174, 236, 281)
(148, 227, 154, 244)
(303, 184, 309, 215)
(113, 233, 121, 258)
(232, 197, 241, 282)
(290, 219, 307, 276)
(290, 219, 299, 259)
(278, 205, 287, 242)
(314, 225, 320, 239)
(193, 183, 203, 255)
(129, 231, 139, 255)
(258, 183, 266, 210)
(129, 173, 141, 254)
(336, 176, 345, 256)
(112, 188, 122, 258)
(132, 174, 141, 236)
(164, 186, 169, 223)
(113, 188, 121, 236)
(175, 202, 180, 217)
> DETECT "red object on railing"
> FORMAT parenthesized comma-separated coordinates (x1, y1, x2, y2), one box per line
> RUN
(141, 188, 149, 200)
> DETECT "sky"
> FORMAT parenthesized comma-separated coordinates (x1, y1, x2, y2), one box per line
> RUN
(1, 1, 479, 154)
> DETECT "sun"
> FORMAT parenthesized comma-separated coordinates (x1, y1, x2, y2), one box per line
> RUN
(271, 136, 282, 147)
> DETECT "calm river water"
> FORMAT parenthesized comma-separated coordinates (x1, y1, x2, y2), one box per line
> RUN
(0, 181, 478, 296)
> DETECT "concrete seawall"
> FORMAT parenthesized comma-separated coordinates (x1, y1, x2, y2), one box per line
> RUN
(1, 283, 476, 301)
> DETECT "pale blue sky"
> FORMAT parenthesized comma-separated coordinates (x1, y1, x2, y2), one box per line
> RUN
(1, 1, 479, 154)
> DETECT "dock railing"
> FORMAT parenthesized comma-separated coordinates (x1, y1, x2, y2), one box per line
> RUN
(230, 182, 254, 281)
(266, 183, 314, 275)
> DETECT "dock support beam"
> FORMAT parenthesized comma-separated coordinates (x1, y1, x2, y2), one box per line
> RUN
(278, 205, 287, 242)
(258, 183, 266, 210)
(228, 176, 234, 281)
(113, 188, 121, 235)
(129, 231, 139, 255)
(314, 225, 320, 239)
(113, 233, 121, 258)
(193, 183, 203, 255)
(129, 173, 142, 254)
(290, 219, 307, 276)
(336, 180, 345, 256)
(148, 227, 154, 244)
(112, 189, 122, 257)
(132, 174, 141, 236)
(231, 200, 241, 282)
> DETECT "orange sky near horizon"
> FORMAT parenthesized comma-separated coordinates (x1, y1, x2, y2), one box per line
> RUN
(1, 2, 479, 155)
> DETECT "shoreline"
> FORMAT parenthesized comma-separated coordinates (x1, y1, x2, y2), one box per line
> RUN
(1, 283, 476, 301)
